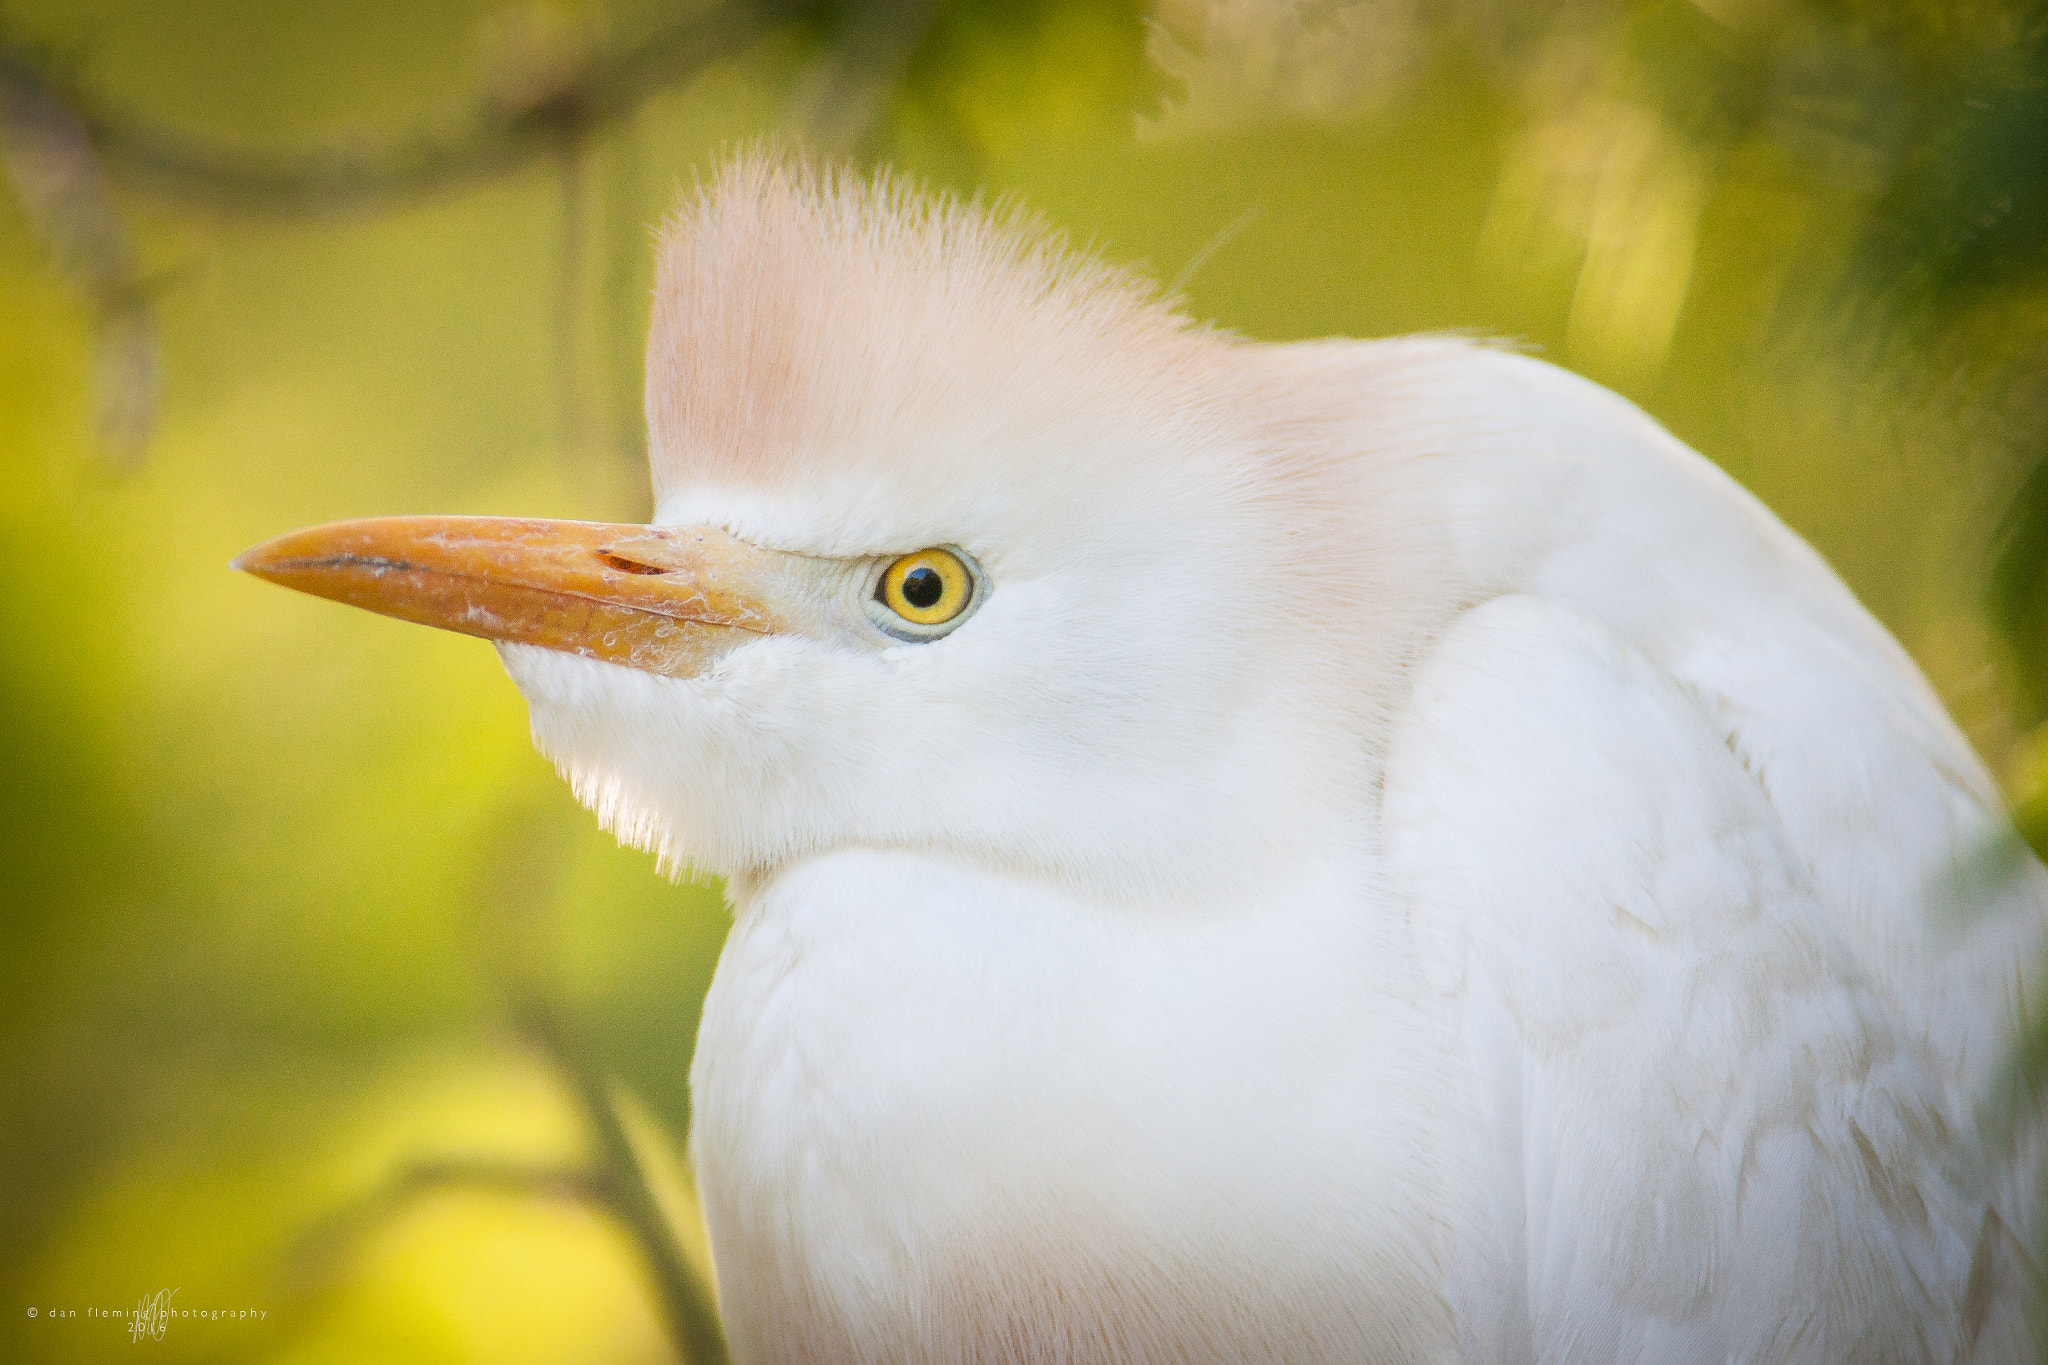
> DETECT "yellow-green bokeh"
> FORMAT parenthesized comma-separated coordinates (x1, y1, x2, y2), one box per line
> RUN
(3, 1, 2041, 1361)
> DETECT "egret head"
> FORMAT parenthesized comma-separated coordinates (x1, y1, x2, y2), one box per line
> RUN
(239, 156, 1438, 905)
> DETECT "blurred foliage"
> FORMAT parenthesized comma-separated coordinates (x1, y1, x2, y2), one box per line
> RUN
(8, 0, 2048, 1361)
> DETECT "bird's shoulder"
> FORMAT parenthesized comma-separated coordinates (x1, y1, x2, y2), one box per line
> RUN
(1381, 591, 2021, 1362)
(1285, 337, 2042, 1095)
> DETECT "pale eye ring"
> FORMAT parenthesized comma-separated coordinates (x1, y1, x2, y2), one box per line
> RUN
(864, 546, 983, 641)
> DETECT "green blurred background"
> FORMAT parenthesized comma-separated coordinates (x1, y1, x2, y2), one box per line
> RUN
(7, 0, 2048, 1360)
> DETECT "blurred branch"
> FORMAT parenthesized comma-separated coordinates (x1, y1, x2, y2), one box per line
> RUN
(558, 134, 599, 463)
(287, 1155, 609, 1289)
(278, 998, 727, 1364)
(516, 991, 728, 1365)
(0, 46, 157, 465)
(0, 0, 814, 468)
(0, 1, 808, 219)
(795, 0, 941, 152)
(0, 0, 951, 471)
(268, 789, 728, 1360)
(1992, 452, 2048, 723)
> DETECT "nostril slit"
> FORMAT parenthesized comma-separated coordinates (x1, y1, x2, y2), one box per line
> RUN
(598, 551, 667, 575)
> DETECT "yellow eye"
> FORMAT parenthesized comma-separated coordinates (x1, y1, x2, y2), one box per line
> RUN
(875, 547, 975, 632)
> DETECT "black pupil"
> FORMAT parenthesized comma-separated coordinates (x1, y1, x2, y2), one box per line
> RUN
(901, 566, 946, 609)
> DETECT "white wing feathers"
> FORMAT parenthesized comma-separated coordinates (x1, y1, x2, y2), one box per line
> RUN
(1386, 593, 2012, 1363)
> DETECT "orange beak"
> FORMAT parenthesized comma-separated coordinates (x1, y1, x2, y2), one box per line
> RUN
(233, 516, 815, 678)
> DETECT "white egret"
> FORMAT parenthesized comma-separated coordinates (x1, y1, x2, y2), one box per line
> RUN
(238, 156, 2047, 1363)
